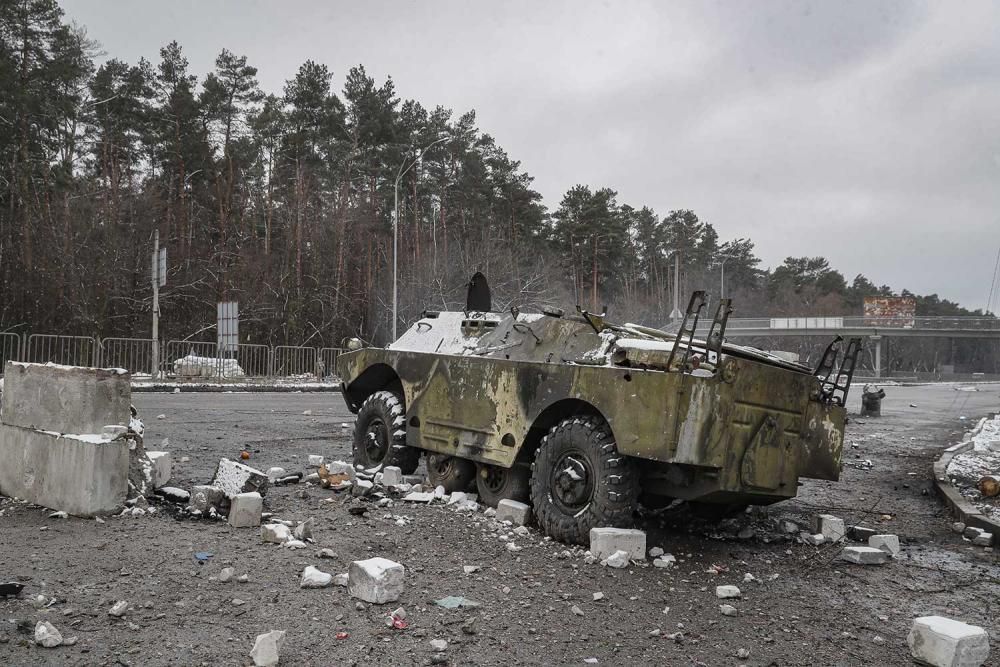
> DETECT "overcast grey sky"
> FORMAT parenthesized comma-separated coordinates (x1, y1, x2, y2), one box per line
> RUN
(61, 0, 1000, 311)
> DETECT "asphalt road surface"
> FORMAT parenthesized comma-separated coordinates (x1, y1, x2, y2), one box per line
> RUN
(1, 383, 998, 666)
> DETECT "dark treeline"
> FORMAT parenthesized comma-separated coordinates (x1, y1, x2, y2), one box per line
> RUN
(1, 1, 996, 372)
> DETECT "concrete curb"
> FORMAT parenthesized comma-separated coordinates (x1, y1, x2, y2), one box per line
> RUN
(131, 384, 340, 393)
(932, 422, 1000, 539)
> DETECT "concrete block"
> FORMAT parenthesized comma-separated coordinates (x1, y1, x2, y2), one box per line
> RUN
(382, 466, 403, 487)
(0, 423, 128, 516)
(261, 523, 291, 544)
(716, 585, 742, 599)
(348, 557, 405, 604)
(800, 532, 825, 546)
(589, 527, 646, 560)
(964, 526, 983, 540)
(869, 534, 900, 556)
(146, 451, 171, 488)
(495, 499, 532, 526)
(250, 630, 285, 667)
(972, 533, 994, 547)
(307, 454, 324, 466)
(907, 616, 990, 667)
(190, 485, 225, 513)
(814, 514, 846, 542)
(228, 492, 263, 528)
(840, 546, 889, 565)
(1, 362, 130, 435)
(212, 458, 269, 498)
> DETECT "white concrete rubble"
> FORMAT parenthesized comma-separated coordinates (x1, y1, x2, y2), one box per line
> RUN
(590, 527, 646, 560)
(219, 567, 235, 583)
(716, 585, 741, 599)
(814, 514, 846, 542)
(868, 534, 900, 556)
(971, 533, 994, 547)
(212, 458, 270, 498)
(146, 450, 171, 488)
(495, 499, 532, 526)
(604, 550, 630, 568)
(108, 600, 128, 617)
(720, 604, 738, 616)
(190, 485, 225, 513)
(300, 566, 334, 588)
(228, 492, 263, 528)
(34, 620, 63, 647)
(907, 616, 990, 667)
(308, 454, 324, 466)
(293, 518, 313, 541)
(382, 466, 403, 486)
(261, 523, 292, 544)
(250, 630, 286, 667)
(348, 557, 405, 604)
(840, 546, 889, 565)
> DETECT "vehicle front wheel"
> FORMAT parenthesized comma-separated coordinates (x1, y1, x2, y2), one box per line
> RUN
(352, 391, 420, 474)
(427, 454, 476, 493)
(530, 416, 639, 545)
(476, 463, 530, 508)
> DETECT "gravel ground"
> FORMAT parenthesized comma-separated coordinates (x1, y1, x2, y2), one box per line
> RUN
(2, 383, 999, 666)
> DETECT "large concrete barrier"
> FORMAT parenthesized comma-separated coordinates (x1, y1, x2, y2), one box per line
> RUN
(0, 361, 132, 516)
(0, 426, 129, 516)
(1, 362, 130, 434)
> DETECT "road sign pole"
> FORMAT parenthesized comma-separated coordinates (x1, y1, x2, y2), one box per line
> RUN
(151, 230, 160, 380)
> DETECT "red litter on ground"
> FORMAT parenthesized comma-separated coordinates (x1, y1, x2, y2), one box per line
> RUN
(335, 632, 349, 640)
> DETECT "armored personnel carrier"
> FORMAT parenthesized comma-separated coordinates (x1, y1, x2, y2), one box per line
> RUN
(337, 276, 860, 544)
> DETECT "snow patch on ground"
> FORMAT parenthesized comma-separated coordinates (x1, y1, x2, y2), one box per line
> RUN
(946, 412, 1000, 517)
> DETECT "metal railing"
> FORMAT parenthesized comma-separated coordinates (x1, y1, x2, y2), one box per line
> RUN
(272, 345, 318, 378)
(24, 334, 95, 367)
(236, 343, 271, 379)
(319, 347, 344, 379)
(98, 337, 155, 376)
(0, 332, 20, 371)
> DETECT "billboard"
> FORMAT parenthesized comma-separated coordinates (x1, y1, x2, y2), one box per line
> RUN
(863, 296, 915, 327)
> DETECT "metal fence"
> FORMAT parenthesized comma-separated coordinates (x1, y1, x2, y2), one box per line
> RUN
(0, 332, 345, 382)
(25, 334, 95, 367)
(98, 337, 155, 376)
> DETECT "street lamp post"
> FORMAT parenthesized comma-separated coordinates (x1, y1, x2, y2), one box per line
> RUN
(717, 254, 737, 299)
(393, 136, 448, 340)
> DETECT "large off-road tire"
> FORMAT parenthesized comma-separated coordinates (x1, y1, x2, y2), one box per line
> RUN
(352, 391, 420, 474)
(427, 454, 476, 493)
(476, 463, 531, 508)
(530, 416, 639, 544)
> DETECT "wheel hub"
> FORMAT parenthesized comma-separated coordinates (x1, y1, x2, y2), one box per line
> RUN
(480, 465, 506, 493)
(551, 453, 593, 511)
(364, 417, 389, 461)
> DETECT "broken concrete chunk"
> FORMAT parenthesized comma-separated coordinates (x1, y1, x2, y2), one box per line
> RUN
(218, 567, 235, 583)
(715, 585, 741, 599)
(800, 532, 825, 546)
(307, 454, 324, 466)
(146, 451, 171, 488)
(814, 514, 846, 542)
(108, 600, 128, 617)
(963, 526, 983, 540)
(382, 466, 403, 487)
(840, 546, 889, 565)
(266, 467, 287, 481)
(495, 499, 532, 526)
(653, 554, 677, 568)
(951, 522, 966, 534)
(293, 518, 314, 541)
(261, 523, 291, 544)
(402, 491, 434, 503)
(719, 604, 738, 617)
(868, 534, 900, 556)
(250, 630, 286, 667)
(34, 620, 63, 648)
(590, 527, 646, 560)
(971, 533, 994, 547)
(603, 550, 630, 568)
(907, 616, 990, 667)
(348, 557, 405, 604)
(228, 492, 263, 528)
(300, 566, 334, 588)
(213, 458, 270, 498)
(156, 487, 190, 503)
(190, 485, 225, 513)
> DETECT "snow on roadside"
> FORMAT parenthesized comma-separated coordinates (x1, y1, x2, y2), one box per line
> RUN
(946, 412, 1000, 517)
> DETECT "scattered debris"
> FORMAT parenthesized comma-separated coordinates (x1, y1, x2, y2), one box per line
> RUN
(218, 567, 235, 583)
(213, 458, 270, 498)
(229, 492, 263, 528)
(34, 620, 64, 648)
(719, 604, 738, 617)
(108, 600, 128, 617)
(715, 585, 741, 599)
(262, 523, 292, 544)
(348, 557, 405, 604)
(434, 596, 481, 609)
(907, 616, 989, 667)
(250, 630, 286, 667)
(814, 514, 846, 542)
(840, 546, 889, 565)
(869, 534, 900, 556)
(603, 550, 630, 569)
(589, 527, 646, 560)
(495, 499, 531, 526)
(300, 566, 334, 588)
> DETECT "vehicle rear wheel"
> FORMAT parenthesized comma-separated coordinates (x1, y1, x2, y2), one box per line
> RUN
(476, 463, 530, 508)
(352, 391, 420, 474)
(427, 454, 476, 493)
(530, 416, 639, 545)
